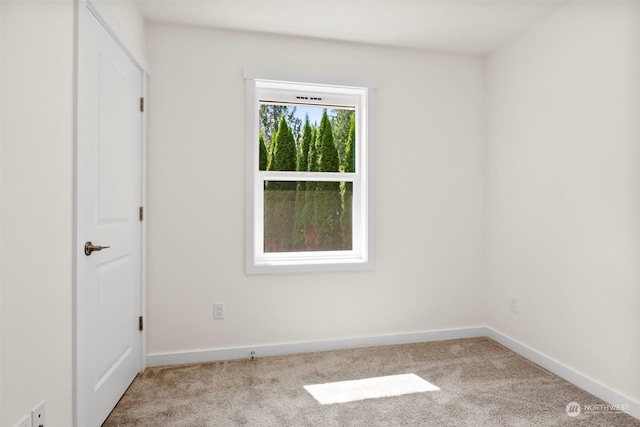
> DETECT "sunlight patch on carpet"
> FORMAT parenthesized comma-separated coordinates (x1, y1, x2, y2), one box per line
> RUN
(304, 373, 439, 405)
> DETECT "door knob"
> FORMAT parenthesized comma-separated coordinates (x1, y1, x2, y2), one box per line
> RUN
(84, 241, 111, 256)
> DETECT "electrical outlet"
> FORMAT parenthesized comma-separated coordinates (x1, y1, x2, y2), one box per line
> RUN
(14, 415, 29, 427)
(509, 296, 518, 314)
(214, 303, 224, 320)
(31, 401, 45, 427)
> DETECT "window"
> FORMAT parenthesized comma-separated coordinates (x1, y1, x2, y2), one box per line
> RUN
(245, 69, 375, 273)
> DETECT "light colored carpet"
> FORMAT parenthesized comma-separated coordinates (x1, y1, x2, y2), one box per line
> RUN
(103, 337, 640, 426)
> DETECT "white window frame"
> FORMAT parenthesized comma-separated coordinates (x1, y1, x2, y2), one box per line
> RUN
(244, 68, 376, 274)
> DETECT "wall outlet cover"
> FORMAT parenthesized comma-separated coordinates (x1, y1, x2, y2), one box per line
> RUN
(31, 401, 45, 427)
(214, 303, 224, 320)
(509, 296, 518, 314)
(14, 415, 29, 427)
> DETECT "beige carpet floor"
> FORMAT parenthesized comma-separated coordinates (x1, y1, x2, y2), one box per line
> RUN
(103, 337, 640, 426)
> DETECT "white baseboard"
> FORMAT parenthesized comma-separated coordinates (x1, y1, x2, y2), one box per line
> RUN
(146, 326, 486, 367)
(485, 327, 640, 420)
(146, 326, 639, 421)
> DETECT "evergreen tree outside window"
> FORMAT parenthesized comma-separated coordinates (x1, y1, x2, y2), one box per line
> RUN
(245, 71, 375, 273)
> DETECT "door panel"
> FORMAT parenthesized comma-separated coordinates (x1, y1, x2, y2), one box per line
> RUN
(98, 53, 135, 221)
(77, 7, 143, 427)
(96, 256, 134, 382)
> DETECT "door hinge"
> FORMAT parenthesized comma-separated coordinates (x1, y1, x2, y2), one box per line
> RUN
(139, 316, 144, 331)
(139, 206, 144, 221)
(140, 97, 145, 112)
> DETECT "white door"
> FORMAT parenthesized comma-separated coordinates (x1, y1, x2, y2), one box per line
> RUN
(76, 7, 143, 427)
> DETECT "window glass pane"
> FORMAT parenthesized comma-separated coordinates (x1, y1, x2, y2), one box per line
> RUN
(264, 181, 353, 252)
(259, 104, 356, 173)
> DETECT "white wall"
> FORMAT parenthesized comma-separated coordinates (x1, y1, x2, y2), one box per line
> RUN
(1, 2, 75, 426)
(92, 0, 146, 58)
(0, 1, 146, 426)
(486, 1, 640, 403)
(145, 24, 486, 356)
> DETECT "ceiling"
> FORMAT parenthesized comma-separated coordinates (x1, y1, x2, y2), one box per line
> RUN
(134, 0, 572, 55)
